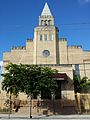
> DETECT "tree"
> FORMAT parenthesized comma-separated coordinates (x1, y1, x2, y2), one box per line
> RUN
(2, 63, 24, 118)
(2, 63, 26, 95)
(73, 75, 90, 93)
(73, 75, 90, 114)
(2, 63, 58, 118)
(21, 65, 58, 98)
(2, 63, 58, 98)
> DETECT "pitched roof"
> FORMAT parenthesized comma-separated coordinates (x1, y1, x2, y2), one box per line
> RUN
(41, 2, 52, 16)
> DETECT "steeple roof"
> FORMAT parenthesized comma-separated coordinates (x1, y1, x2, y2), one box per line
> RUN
(41, 2, 52, 16)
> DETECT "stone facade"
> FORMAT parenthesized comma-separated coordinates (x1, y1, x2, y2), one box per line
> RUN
(2, 3, 90, 100)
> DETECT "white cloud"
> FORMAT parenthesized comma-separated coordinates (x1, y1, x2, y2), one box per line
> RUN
(78, 0, 90, 4)
(0, 61, 3, 66)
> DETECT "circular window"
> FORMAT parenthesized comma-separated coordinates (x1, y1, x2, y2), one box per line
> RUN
(42, 50, 50, 57)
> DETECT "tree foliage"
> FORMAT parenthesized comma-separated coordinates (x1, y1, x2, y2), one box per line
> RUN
(2, 63, 23, 94)
(73, 75, 90, 93)
(2, 63, 58, 97)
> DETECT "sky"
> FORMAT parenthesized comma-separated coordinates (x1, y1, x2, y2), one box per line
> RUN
(0, 0, 90, 63)
(0, 61, 2, 80)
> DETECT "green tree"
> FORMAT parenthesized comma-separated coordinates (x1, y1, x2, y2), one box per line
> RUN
(21, 65, 58, 98)
(2, 63, 58, 118)
(73, 75, 90, 93)
(2, 63, 22, 95)
(73, 75, 90, 114)
(2, 63, 58, 97)
(2, 63, 24, 117)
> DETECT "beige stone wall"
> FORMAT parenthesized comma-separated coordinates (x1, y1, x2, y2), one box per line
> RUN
(84, 62, 90, 79)
(3, 40, 34, 65)
(10, 50, 25, 64)
(26, 40, 34, 52)
(51, 65, 75, 100)
(3, 52, 11, 73)
(78, 51, 90, 79)
(3, 52, 11, 62)
(67, 46, 83, 64)
(3, 37, 90, 80)
(83, 51, 90, 59)
(52, 65, 73, 79)
(33, 27, 58, 64)
(79, 62, 90, 79)
(59, 39, 68, 64)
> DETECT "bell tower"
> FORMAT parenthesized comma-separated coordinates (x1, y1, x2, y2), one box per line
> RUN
(39, 2, 54, 26)
(33, 2, 59, 64)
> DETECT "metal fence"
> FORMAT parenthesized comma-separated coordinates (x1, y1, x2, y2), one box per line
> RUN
(0, 93, 90, 119)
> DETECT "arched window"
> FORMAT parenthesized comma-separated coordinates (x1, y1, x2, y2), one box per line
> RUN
(41, 20, 44, 26)
(51, 34, 54, 40)
(40, 34, 42, 41)
(50, 33, 54, 40)
(44, 34, 47, 41)
(44, 20, 48, 26)
(48, 20, 51, 25)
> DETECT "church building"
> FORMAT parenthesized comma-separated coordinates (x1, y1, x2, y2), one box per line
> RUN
(3, 3, 90, 100)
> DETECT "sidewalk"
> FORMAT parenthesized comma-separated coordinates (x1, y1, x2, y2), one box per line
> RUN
(0, 114, 90, 120)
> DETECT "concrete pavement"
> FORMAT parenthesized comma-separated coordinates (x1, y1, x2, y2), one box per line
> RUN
(0, 114, 90, 120)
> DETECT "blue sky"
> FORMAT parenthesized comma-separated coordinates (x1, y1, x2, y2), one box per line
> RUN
(0, 0, 90, 62)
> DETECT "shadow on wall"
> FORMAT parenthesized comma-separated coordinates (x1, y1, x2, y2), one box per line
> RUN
(36, 99, 76, 115)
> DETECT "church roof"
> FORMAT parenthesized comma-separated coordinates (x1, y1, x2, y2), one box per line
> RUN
(41, 2, 52, 16)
